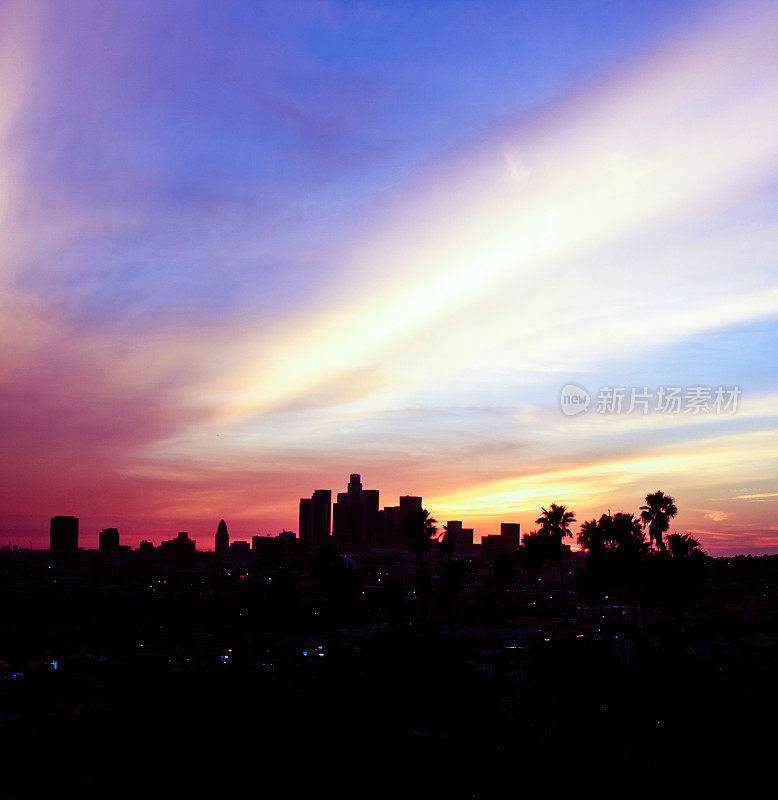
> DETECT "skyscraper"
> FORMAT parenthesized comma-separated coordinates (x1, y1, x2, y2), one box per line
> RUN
(298, 498, 313, 546)
(299, 490, 331, 547)
(481, 523, 521, 561)
(377, 495, 423, 550)
(99, 527, 119, 551)
(500, 523, 520, 550)
(397, 496, 422, 550)
(215, 519, 229, 556)
(50, 516, 78, 552)
(376, 505, 399, 549)
(311, 490, 332, 547)
(444, 520, 474, 556)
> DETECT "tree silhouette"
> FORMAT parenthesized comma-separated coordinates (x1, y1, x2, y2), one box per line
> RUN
(535, 504, 576, 636)
(578, 512, 647, 637)
(437, 524, 461, 635)
(610, 512, 647, 631)
(577, 518, 604, 555)
(653, 532, 706, 653)
(640, 490, 677, 550)
(611, 512, 647, 554)
(577, 517, 608, 635)
(404, 508, 437, 570)
(666, 532, 703, 559)
(439, 523, 457, 562)
(404, 508, 437, 633)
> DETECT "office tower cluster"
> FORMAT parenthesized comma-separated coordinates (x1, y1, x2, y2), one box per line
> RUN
(296, 474, 519, 558)
(299, 474, 422, 553)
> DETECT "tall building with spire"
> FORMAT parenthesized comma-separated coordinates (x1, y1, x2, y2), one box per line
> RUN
(215, 519, 229, 556)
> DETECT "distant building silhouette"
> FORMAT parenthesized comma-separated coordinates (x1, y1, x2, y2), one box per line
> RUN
(252, 532, 300, 567)
(376, 504, 399, 549)
(500, 523, 521, 550)
(215, 519, 229, 556)
(481, 522, 521, 561)
(158, 531, 196, 560)
(298, 490, 331, 547)
(333, 474, 379, 552)
(99, 527, 119, 551)
(445, 521, 474, 555)
(312, 490, 331, 546)
(377, 495, 422, 550)
(50, 516, 78, 552)
(298, 498, 312, 545)
(229, 540, 250, 563)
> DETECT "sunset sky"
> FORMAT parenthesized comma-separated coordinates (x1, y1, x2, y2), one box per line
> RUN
(1, 0, 777, 553)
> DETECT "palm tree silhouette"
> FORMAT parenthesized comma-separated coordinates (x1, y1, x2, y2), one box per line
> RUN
(404, 508, 438, 570)
(610, 512, 647, 631)
(535, 504, 576, 636)
(439, 523, 457, 563)
(659, 533, 706, 655)
(640, 490, 677, 550)
(665, 532, 703, 559)
(404, 508, 437, 633)
(611, 512, 646, 554)
(577, 518, 604, 554)
(577, 517, 608, 634)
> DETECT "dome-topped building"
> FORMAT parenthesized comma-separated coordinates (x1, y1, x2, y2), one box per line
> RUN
(215, 519, 229, 556)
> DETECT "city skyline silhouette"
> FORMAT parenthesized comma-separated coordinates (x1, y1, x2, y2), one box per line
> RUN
(3, 482, 776, 797)
(1, 2, 777, 795)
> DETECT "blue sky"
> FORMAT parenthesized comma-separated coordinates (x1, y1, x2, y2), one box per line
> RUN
(1, 0, 777, 552)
